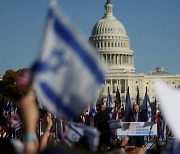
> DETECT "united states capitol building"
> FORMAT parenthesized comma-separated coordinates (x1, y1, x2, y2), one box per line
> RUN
(89, 0, 180, 103)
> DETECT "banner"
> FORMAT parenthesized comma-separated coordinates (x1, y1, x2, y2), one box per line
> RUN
(117, 122, 157, 136)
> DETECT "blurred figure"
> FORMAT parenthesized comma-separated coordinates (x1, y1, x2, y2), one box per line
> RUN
(94, 103, 111, 151)
(18, 90, 39, 154)
(39, 112, 53, 152)
(73, 109, 90, 126)
(111, 136, 147, 154)
(126, 104, 146, 147)
(153, 110, 162, 140)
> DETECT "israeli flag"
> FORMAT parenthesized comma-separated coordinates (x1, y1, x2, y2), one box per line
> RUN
(84, 126, 100, 151)
(64, 122, 84, 145)
(64, 122, 100, 151)
(32, 3, 105, 120)
(5, 101, 11, 115)
(142, 87, 152, 122)
(90, 102, 97, 117)
(146, 96, 152, 122)
(108, 120, 122, 130)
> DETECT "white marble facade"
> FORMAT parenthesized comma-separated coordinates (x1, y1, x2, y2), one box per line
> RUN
(89, 0, 180, 104)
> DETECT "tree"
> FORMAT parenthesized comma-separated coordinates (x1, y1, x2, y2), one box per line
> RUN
(0, 68, 29, 106)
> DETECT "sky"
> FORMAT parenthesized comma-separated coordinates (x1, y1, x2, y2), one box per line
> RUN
(0, 0, 180, 75)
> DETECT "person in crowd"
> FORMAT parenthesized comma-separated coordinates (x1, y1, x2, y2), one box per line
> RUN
(39, 112, 53, 152)
(72, 109, 90, 126)
(126, 104, 147, 147)
(111, 136, 147, 154)
(114, 106, 124, 121)
(18, 90, 39, 154)
(14, 70, 148, 154)
(18, 90, 84, 154)
(153, 110, 162, 140)
(94, 103, 111, 152)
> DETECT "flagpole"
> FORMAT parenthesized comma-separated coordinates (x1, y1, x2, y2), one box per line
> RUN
(145, 86, 148, 120)
(108, 87, 110, 107)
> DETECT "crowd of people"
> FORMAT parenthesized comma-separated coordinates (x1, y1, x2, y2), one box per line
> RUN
(0, 70, 173, 154)
(0, 86, 169, 154)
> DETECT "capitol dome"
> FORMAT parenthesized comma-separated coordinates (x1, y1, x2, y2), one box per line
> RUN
(89, 0, 135, 74)
(91, 18, 126, 37)
(91, 0, 126, 37)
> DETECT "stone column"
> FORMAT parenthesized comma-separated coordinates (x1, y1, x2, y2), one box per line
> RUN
(116, 55, 117, 65)
(115, 54, 117, 65)
(127, 55, 129, 65)
(113, 54, 116, 65)
(121, 54, 123, 65)
(118, 54, 120, 65)
(110, 54, 112, 65)
(126, 55, 128, 64)
(119, 54, 121, 65)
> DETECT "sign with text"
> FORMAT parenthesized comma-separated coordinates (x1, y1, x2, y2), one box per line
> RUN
(117, 122, 157, 136)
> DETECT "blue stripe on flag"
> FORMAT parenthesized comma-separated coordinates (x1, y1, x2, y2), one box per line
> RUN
(64, 136, 74, 144)
(68, 124, 83, 137)
(73, 123, 84, 129)
(52, 15, 104, 84)
(40, 82, 75, 119)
